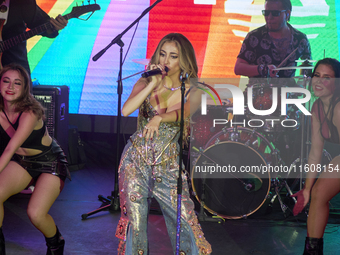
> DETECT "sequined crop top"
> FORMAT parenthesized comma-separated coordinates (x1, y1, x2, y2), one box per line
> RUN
(130, 95, 189, 165)
(0, 111, 50, 151)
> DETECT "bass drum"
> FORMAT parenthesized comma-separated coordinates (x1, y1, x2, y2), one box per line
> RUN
(191, 127, 277, 219)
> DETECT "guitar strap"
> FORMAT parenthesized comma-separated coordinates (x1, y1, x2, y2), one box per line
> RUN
(0, 0, 9, 25)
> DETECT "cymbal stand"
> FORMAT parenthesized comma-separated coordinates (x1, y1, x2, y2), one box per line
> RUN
(268, 176, 297, 217)
(299, 71, 311, 190)
(267, 72, 311, 216)
(266, 152, 297, 217)
(191, 147, 224, 224)
(197, 174, 224, 223)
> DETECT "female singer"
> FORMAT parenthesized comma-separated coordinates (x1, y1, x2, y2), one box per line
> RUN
(115, 33, 212, 255)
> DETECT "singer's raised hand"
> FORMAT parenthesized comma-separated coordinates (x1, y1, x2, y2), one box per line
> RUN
(148, 64, 167, 86)
(122, 65, 168, 116)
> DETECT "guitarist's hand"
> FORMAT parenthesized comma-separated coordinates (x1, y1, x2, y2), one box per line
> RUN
(49, 15, 68, 32)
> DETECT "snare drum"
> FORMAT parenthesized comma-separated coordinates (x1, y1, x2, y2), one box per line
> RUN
(191, 127, 277, 219)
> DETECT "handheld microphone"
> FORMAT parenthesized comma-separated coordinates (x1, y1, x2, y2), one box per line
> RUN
(142, 67, 168, 78)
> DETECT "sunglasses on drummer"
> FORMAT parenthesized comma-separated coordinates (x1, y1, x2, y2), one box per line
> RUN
(262, 10, 286, 17)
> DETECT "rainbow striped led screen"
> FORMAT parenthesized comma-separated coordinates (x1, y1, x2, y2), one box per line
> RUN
(29, 0, 340, 116)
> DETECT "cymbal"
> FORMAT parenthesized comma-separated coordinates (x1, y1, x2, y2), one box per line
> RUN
(295, 59, 316, 63)
(274, 65, 314, 71)
(292, 75, 303, 79)
(132, 59, 150, 65)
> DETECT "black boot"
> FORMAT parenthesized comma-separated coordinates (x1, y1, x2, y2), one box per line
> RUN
(303, 237, 323, 255)
(45, 227, 65, 255)
(0, 227, 5, 255)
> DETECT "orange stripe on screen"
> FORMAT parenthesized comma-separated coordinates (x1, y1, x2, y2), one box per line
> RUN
(201, 0, 251, 79)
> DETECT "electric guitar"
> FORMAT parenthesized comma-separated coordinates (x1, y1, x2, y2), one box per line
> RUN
(0, 3, 100, 54)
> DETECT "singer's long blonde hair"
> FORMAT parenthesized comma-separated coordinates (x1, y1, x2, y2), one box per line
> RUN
(149, 33, 198, 80)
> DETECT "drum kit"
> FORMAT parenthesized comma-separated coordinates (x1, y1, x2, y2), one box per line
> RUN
(189, 60, 333, 220)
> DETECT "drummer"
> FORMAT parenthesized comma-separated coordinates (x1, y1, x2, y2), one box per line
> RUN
(234, 0, 311, 84)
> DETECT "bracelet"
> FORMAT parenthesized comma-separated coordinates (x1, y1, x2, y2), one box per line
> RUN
(257, 64, 269, 77)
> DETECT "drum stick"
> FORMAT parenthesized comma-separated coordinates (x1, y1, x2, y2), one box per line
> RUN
(119, 70, 146, 81)
(277, 47, 299, 68)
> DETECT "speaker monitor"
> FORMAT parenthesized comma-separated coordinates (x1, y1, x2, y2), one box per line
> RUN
(33, 85, 69, 156)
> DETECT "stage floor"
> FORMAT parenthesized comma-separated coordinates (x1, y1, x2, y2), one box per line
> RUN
(3, 165, 340, 255)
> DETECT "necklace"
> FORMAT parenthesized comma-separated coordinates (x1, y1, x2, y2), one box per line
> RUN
(163, 83, 180, 91)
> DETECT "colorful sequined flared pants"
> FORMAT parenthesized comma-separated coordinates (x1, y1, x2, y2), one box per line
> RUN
(115, 142, 212, 255)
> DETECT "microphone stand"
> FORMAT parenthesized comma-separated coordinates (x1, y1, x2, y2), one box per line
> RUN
(176, 74, 187, 255)
(81, 0, 163, 220)
(196, 149, 223, 224)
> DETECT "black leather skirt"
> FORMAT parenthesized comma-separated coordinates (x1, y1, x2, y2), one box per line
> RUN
(12, 139, 71, 181)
